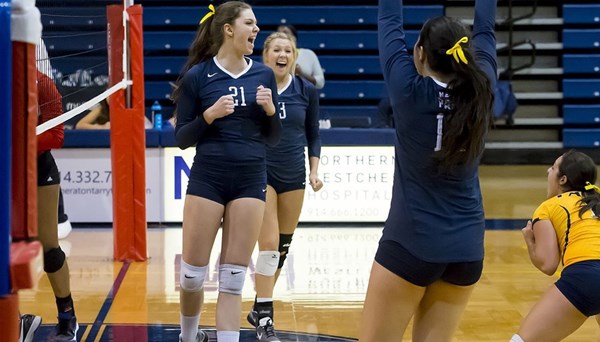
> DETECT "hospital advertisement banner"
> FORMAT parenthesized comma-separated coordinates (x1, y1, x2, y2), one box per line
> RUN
(162, 146, 394, 222)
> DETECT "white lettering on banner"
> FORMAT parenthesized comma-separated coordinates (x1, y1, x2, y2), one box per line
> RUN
(286, 229, 380, 296)
(52, 148, 162, 222)
(163, 146, 395, 222)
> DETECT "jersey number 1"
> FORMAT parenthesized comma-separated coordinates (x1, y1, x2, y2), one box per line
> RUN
(435, 114, 443, 151)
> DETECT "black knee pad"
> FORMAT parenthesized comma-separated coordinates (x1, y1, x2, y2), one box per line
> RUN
(44, 247, 65, 273)
(278, 234, 293, 269)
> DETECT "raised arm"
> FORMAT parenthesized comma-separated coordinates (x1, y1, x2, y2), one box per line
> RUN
(472, 0, 498, 86)
(378, 0, 418, 96)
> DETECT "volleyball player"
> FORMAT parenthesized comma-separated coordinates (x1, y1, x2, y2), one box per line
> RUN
(360, 0, 497, 340)
(276, 25, 325, 90)
(245, 31, 322, 342)
(172, 2, 281, 342)
(20, 70, 78, 342)
(511, 150, 600, 342)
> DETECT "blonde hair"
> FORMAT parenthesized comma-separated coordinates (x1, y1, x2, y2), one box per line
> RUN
(262, 32, 298, 72)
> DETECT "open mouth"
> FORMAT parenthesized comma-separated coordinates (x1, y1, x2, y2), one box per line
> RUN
(276, 62, 287, 69)
(248, 37, 256, 46)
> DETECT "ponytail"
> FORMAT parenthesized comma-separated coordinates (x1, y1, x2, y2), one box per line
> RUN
(440, 57, 493, 168)
(171, 2, 251, 113)
(419, 17, 494, 169)
(558, 150, 600, 218)
(171, 15, 215, 106)
(579, 185, 600, 218)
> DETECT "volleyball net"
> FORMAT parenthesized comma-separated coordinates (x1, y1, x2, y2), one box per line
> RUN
(2, 0, 147, 316)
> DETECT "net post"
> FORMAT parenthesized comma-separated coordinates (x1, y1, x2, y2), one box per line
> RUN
(107, 4, 147, 261)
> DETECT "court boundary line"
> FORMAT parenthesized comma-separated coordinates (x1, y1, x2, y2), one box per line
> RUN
(85, 261, 131, 341)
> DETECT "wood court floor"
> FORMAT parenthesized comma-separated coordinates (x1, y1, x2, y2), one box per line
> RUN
(18, 165, 600, 341)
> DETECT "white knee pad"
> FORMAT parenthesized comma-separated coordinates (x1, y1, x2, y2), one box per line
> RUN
(180, 260, 207, 292)
(510, 334, 525, 342)
(255, 251, 280, 276)
(218, 264, 246, 295)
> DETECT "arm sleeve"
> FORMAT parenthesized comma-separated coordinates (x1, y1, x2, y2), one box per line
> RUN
(262, 72, 282, 146)
(473, 0, 498, 87)
(305, 82, 321, 158)
(378, 0, 419, 100)
(37, 71, 64, 153)
(309, 50, 325, 89)
(174, 70, 210, 150)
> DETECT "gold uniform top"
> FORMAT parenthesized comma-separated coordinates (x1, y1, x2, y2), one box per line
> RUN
(533, 191, 600, 268)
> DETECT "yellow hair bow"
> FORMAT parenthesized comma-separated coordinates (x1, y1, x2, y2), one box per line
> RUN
(199, 4, 215, 25)
(446, 36, 469, 65)
(585, 181, 600, 192)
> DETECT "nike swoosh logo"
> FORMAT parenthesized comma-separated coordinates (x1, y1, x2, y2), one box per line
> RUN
(262, 188, 267, 192)
(207, 72, 217, 78)
(231, 271, 242, 275)
(184, 274, 195, 279)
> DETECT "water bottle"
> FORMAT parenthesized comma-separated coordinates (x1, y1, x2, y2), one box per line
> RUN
(151, 100, 162, 130)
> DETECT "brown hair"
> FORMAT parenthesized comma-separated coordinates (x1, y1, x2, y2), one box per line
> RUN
(418, 16, 493, 168)
(172, 1, 252, 105)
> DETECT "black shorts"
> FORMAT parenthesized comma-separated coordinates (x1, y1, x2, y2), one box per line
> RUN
(375, 239, 483, 287)
(37, 151, 60, 186)
(187, 161, 267, 205)
(555, 260, 600, 316)
(267, 170, 306, 194)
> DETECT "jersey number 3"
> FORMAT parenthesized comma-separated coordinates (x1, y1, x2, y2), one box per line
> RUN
(278, 102, 287, 119)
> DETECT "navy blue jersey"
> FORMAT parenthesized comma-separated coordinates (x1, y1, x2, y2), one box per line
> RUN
(378, 0, 497, 262)
(267, 75, 321, 182)
(175, 57, 281, 164)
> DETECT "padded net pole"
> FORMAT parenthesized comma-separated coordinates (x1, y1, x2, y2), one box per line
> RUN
(107, 4, 147, 261)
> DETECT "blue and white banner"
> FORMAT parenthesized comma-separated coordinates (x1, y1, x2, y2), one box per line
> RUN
(162, 146, 394, 222)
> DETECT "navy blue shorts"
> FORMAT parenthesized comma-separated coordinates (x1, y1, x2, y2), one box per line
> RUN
(187, 161, 266, 205)
(555, 260, 600, 316)
(375, 239, 483, 287)
(267, 169, 306, 194)
(37, 151, 60, 186)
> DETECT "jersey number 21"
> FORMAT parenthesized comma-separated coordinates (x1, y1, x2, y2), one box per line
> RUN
(228, 86, 247, 106)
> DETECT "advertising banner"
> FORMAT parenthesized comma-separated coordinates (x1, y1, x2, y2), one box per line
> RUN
(163, 146, 394, 222)
(53, 148, 162, 222)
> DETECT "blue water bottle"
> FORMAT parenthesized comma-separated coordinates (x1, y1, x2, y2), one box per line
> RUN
(151, 100, 162, 130)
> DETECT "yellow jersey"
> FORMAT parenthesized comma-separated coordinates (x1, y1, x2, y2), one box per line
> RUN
(533, 191, 600, 267)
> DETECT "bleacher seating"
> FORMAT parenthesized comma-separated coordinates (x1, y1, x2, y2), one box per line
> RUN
(563, 105, 600, 125)
(38, 1, 600, 152)
(562, 29, 600, 49)
(43, 31, 106, 53)
(563, 55, 600, 74)
(563, 80, 600, 99)
(562, 4, 600, 148)
(562, 5, 600, 25)
(40, 3, 438, 129)
(143, 6, 443, 27)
